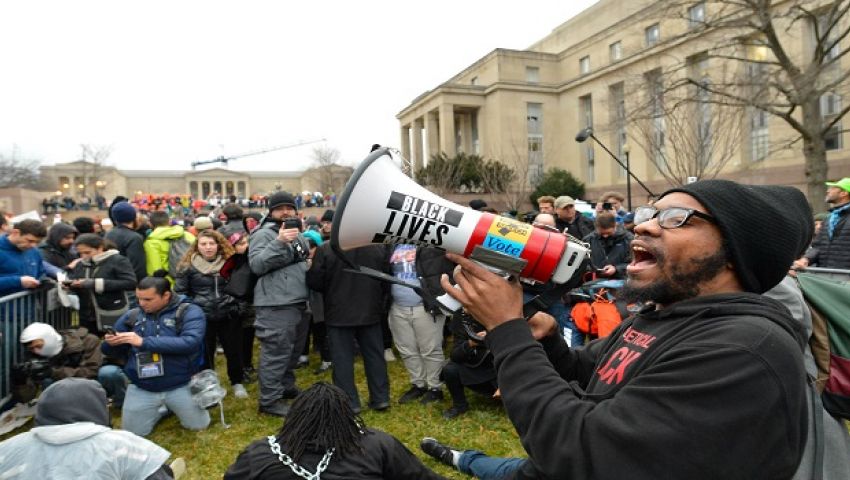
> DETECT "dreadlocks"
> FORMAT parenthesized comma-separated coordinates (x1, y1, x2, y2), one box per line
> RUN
(276, 382, 365, 462)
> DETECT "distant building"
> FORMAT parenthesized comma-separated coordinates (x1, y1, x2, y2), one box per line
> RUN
(38, 161, 352, 202)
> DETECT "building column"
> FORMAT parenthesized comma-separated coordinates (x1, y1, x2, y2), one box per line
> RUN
(400, 125, 411, 164)
(412, 118, 424, 175)
(438, 104, 455, 156)
(426, 111, 439, 160)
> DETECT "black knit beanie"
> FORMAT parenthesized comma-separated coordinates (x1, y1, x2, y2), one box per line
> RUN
(35, 378, 110, 427)
(267, 191, 297, 212)
(661, 179, 813, 294)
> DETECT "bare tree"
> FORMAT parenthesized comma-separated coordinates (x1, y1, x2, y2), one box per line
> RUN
(0, 149, 41, 189)
(628, 66, 745, 186)
(655, 0, 850, 206)
(307, 145, 342, 193)
(79, 144, 113, 198)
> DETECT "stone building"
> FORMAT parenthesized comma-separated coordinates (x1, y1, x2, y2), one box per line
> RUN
(38, 161, 352, 203)
(397, 0, 850, 207)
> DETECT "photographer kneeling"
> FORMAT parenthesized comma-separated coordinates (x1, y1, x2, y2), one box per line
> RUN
(12, 322, 110, 404)
(101, 273, 210, 437)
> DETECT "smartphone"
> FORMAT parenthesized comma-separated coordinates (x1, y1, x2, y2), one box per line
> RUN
(283, 217, 302, 231)
(602, 202, 613, 210)
(104, 326, 117, 335)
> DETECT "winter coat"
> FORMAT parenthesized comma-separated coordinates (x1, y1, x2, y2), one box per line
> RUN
(69, 250, 137, 331)
(556, 214, 594, 240)
(582, 227, 633, 278)
(306, 244, 389, 327)
(143, 225, 196, 278)
(0, 234, 46, 297)
(224, 428, 447, 480)
(38, 223, 78, 271)
(248, 221, 309, 307)
(386, 247, 455, 315)
(102, 295, 206, 392)
(804, 204, 850, 269)
(448, 314, 496, 386)
(174, 254, 240, 322)
(105, 224, 147, 281)
(487, 293, 807, 480)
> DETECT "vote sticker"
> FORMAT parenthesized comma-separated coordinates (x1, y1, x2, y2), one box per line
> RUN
(482, 217, 533, 257)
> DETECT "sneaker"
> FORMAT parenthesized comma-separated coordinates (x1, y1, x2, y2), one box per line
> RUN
(420, 388, 444, 405)
(370, 401, 390, 412)
(420, 437, 458, 467)
(398, 385, 427, 404)
(233, 384, 248, 399)
(295, 355, 309, 369)
(384, 348, 397, 362)
(442, 405, 469, 419)
(169, 457, 187, 479)
(259, 399, 290, 417)
(313, 361, 332, 374)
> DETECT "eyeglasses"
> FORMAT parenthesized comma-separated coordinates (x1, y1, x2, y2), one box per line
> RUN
(633, 206, 716, 229)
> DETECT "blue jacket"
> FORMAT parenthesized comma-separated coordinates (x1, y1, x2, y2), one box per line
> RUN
(102, 295, 206, 392)
(0, 235, 45, 297)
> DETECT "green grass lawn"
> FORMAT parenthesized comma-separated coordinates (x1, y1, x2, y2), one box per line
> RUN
(138, 348, 524, 479)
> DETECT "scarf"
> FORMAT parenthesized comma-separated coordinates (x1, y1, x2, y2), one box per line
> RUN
(828, 202, 850, 239)
(190, 253, 226, 275)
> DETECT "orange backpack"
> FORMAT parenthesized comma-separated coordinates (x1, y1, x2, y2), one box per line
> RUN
(571, 288, 622, 339)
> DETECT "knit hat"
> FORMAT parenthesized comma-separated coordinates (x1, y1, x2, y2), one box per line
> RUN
(661, 179, 813, 294)
(111, 201, 136, 224)
(193, 216, 213, 231)
(320, 209, 334, 223)
(268, 191, 297, 212)
(227, 231, 246, 246)
(469, 199, 488, 211)
(35, 378, 110, 427)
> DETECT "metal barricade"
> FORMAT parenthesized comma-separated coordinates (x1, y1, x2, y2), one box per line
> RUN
(0, 288, 76, 403)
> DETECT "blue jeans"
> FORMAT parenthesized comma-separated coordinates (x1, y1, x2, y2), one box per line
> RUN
(458, 451, 526, 480)
(97, 365, 128, 406)
(523, 293, 584, 347)
(121, 383, 210, 436)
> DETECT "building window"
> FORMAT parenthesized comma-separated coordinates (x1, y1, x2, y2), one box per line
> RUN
(645, 23, 660, 47)
(816, 14, 841, 64)
(646, 69, 666, 169)
(526, 66, 540, 84)
(527, 103, 544, 185)
(579, 95, 595, 183)
(750, 108, 769, 161)
(471, 110, 480, 154)
(470, 76, 478, 85)
(689, 54, 712, 167)
(609, 83, 628, 178)
(610, 41, 622, 63)
(688, 2, 705, 28)
(579, 56, 591, 75)
(822, 92, 843, 150)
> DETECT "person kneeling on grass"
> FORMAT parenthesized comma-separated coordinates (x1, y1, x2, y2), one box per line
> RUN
(224, 382, 447, 480)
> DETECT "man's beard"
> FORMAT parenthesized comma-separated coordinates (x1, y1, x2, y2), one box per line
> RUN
(621, 247, 728, 305)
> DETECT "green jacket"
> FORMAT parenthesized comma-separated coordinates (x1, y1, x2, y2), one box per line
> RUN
(143, 225, 195, 284)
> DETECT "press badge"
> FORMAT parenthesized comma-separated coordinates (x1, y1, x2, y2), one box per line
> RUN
(136, 351, 164, 378)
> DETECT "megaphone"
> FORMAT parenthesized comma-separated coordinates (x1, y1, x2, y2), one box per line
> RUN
(331, 147, 588, 288)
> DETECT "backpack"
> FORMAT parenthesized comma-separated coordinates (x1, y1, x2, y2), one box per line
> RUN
(167, 235, 193, 278)
(796, 272, 850, 420)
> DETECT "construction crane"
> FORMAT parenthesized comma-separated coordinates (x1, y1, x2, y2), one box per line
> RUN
(190, 138, 326, 169)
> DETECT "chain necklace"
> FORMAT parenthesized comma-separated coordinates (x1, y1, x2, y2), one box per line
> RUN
(267, 436, 334, 480)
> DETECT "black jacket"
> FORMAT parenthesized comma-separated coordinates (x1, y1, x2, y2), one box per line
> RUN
(582, 227, 633, 278)
(105, 224, 147, 281)
(556, 214, 594, 240)
(487, 293, 807, 480)
(38, 223, 78, 271)
(224, 428, 446, 480)
(69, 250, 136, 328)
(174, 256, 240, 322)
(448, 314, 496, 386)
(805, 204, 850, 269)
(306, 244, 389, 327)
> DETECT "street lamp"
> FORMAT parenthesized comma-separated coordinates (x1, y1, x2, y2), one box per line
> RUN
(622, 143, 632, 211)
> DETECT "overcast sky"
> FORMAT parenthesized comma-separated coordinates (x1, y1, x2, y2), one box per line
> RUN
(0, 1, 597, 173)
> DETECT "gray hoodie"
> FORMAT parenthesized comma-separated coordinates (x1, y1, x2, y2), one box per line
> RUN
(248, 221, 309, 307)
(0, 378, 170, 480)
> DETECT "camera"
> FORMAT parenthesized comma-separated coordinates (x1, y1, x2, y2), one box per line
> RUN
(12, 358, 52, 383)
(602, 202, 613, 211)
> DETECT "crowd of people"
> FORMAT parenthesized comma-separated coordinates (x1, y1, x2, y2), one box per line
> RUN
(1, 176, 849, 479)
